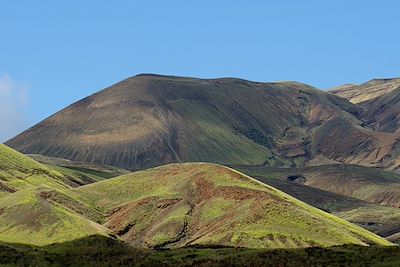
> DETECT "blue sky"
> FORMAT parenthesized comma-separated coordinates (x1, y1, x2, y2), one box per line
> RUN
(1, 0, 399, 142)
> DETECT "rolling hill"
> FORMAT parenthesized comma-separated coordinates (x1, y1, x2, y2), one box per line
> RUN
(0, 187, 111, 246)
(0, 144, 102, 198)
(0, 147, 391, 248)
(0, 145, 113, 245)
(69, 163, 390, 249)
(0, 144, 71, 198)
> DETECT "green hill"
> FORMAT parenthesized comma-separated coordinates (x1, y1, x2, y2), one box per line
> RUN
(71, 163, 391, 249)
(0, 144, 72, 197)
(0, 187, 110, 246)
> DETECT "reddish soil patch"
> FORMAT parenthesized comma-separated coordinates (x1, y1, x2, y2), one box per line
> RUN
(214, 186, 272, 201)
(106, 196, 183, 240)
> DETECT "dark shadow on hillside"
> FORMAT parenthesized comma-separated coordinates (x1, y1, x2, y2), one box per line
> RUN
(0, 235, 399, 267)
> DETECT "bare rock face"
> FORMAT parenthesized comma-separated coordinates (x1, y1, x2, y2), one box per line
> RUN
(6, 74, 400, 171)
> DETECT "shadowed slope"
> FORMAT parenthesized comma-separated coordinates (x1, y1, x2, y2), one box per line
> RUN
(71, 163, 391, 249)
(1, 235, 400, 267)
(359, 86, 400, 135)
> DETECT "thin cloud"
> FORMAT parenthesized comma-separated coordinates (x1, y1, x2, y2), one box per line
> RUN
(0, 74, 30, 143)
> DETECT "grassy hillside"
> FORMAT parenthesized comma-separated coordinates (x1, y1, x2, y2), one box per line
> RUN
(0, 187, 110, 246)
(234, 164, 400, 239)
(0, 144, 107, 199)
(0, 144, 72, 197)
(72, 163, 391, 249)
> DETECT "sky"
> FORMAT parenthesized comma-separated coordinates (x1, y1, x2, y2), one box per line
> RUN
(1, 0, 399, 142)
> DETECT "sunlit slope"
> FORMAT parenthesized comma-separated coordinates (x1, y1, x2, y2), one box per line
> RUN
(0, 187, 110, 246)
(72, 163, 391, 249)
(0, 144, 73, 197)
(330, 78, 400, 104)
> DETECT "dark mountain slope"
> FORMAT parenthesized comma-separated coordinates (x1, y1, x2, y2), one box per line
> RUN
(9, 74, 400, 171)
(330, 78, 400, 135)
(359, 86, 400, 134)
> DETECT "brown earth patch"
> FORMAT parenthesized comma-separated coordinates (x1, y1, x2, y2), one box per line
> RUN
(105, 196, 183, 242)
(0, 181, 16, 193)
(213, 186, 272, 201)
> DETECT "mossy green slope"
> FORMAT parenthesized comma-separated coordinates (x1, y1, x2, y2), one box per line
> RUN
(0, 144, 72, 197)
(72, 163, 391, 249)
(0, 187, 110, 246)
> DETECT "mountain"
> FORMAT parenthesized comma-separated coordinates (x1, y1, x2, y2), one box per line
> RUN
(7, 74, 400, 171)
(359, 86, 400, 135)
